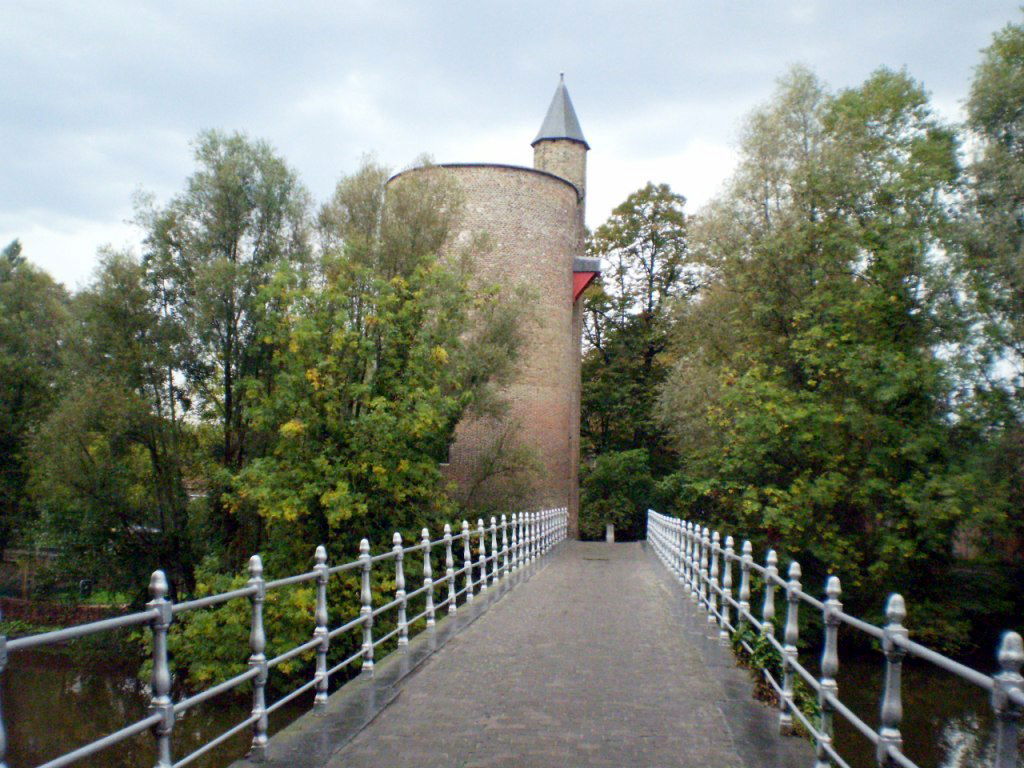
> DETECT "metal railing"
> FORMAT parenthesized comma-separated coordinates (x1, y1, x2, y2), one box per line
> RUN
(647, 510, 1024, 768)
(0, 507, 568, 768)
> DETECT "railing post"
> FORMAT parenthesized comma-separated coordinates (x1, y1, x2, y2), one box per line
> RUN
(780, 561, 801, 735)
(422, 528, 435, 628)
(444, 523, 457, 616)
(490, 516, 499, 585)
(720, 536, 734, 642)
(247, 556, 268, 760)
(501, 514, 509, 577)
(816, 576, 842, 768)
(148, 570, 175, 768)
(0, 620, 6, 768)
(394, 532, 408, 648)
(708, 531, 721, 625)
(477, 519, 488, 592)
(762, 549, 778, 638)
(313, 545, 329, 709)
(992, 631, 1024, 768)
(738, 541, 752, 628)
(510, 513, 519, 572)
(699, 527, 710, 610)
(684, 522, 694, 596)
(359, 539, 374, 675)
(462, 521, 474, 603)
(877, 594, 907, 766)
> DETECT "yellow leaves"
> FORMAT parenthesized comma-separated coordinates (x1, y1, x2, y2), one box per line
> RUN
(305, 368, 321, 389)
(431, 346, 449, 365)
(372, 465, 387, 477)
(279, 419, 306, 438)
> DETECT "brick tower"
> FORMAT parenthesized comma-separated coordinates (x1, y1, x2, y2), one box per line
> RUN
(388, 77, 598, 538)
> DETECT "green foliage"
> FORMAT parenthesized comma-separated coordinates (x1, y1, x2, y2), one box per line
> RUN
(731, 622, 821, 730)
(656, 67, 985, 651)
(30, 251, 197, 595)
(579, 449, 654, 540)
(581, 183, 695, 475)
(0, 241, 68, 550)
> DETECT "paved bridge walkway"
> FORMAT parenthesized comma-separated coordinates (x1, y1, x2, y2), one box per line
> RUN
(245, 542, 811, 768)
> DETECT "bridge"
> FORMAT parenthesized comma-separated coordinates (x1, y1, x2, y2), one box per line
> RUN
(0, 509, 1022, 768)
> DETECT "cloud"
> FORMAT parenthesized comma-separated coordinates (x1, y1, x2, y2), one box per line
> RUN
(1, 1, 1020, 285)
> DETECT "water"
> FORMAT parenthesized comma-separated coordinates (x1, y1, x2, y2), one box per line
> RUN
(0, 646, 1007, 768)
(832, 654, 995, 768)
(2, 650, 306, 768)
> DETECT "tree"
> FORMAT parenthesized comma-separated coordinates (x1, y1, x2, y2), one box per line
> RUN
(581, 183, 695, 476)
(139, 131, 313, 557)
(960, 16, 1024, 406)
(231, 161, 524, 569)
(0, 241, 68, 550)
(30, 251, 196, 594)
(657, 67, 976, 649)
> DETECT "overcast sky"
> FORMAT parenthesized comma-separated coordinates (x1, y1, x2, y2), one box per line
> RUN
(1, 1, 1019, 289)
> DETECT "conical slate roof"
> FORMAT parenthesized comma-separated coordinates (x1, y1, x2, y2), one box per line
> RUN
(532, 75, 589, 149)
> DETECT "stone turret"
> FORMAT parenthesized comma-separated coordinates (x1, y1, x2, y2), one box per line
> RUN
(532, 74, 589, 215)
(386, 77, 597, 538)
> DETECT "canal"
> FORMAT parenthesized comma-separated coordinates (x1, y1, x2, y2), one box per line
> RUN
(0, 645, 1005, 767)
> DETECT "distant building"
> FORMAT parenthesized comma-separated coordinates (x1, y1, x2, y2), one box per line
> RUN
(388, 77, 598, 537)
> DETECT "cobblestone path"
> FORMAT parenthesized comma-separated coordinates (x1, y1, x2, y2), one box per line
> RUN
(327, 541, 807, 768)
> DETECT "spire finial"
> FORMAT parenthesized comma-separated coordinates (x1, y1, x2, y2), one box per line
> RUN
(532, 75, 588, 149)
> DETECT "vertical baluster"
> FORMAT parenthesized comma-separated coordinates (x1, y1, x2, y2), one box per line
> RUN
(708, 531, 721, 625)
(528, 512, 536, 565)
(816, 576, 842, 768)
(313, 545, 329, 709)
(501, 514, 509, 577)
(510, 513, 519, 572)
(359, 539, 374, 674)
(477, 519, 488, 592)
(738, 540, 752, 629)
(720, 536, 734, 642)
(0, 619, 6, 768)
(699, 527, 710, 610)
(148, 570, 174, 768)
(780, 561, 801, 735)
(490, 516, 499, 585)
(762, 550, 778, 640)
(462, 521, 474, 602)
(393, 532, 408, 648)
(683, 522, 692, 594)
(992, 631, 1024, 768)
(877, 594, 906, 766)
(422, 528, 435, 628)
(247, 557, 268, 759)
(678, 520, 686, 583)
(444, 524, 457, 615)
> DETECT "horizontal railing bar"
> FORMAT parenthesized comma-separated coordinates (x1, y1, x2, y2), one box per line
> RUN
(35, 712, 163, 768)
(266, 676, 319, 716)
(821, 739, 854, 768)
(173, 666, 260, 714)
(265, 570, 319, 590)
(327, 614, 364, 640)
(173, 586, 257, 614)
(372, 625, 401, 648)
(789, 656, 822, 693)
(401, 542, 427, 554)
(267, 636, 322, 668)
(8, 609, 158, 651)
(172, 714, 259, 768)
(404, 582, 431, 601)
(786, 693, 824, 741)
(326, 647, 366, 679)
(327, 560, 360, 575)
(892, 634, 994, 691)
(371, 597, 401, 618)
(887, 745, 919, 768)
(369, 551, 397, 564)
(407, 607, 429, 626)
(834, 610, 884, 639)
(1011, 687, 1024, 707)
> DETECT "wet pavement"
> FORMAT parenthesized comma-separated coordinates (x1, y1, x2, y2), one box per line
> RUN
(280, 541, 813, 768)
